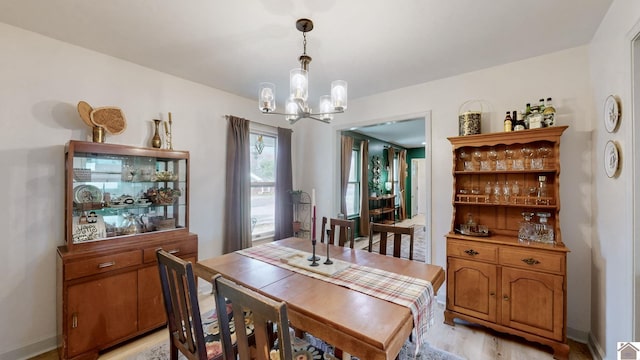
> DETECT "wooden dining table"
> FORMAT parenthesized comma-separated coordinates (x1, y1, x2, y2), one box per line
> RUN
(195, 237, 445, 360)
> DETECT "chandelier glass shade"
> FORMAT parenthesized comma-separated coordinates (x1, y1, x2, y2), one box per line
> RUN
(258, 18, 347, 124)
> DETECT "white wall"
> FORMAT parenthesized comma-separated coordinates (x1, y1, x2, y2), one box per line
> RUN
(0, 23, 258, 358)
(588, 0, 640, 358)
(296, 46, 595, 342)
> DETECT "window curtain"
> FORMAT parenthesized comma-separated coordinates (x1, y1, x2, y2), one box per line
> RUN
(340, 135, 354, 218)
(399, 149, 408, 220)
(274, 127, 293, 240)
(359, 140, 370, 236)
(223, 115, 251, 253)
(387, 147, 395, 194)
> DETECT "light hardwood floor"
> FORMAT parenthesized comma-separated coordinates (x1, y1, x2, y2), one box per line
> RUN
(31, 301, 593, 360)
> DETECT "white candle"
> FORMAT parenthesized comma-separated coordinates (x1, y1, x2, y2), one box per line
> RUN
(311, 189, 316, 207)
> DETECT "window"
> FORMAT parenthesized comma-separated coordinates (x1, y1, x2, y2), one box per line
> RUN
(345, 148, 360, 217)
(250, 132, 277, 240)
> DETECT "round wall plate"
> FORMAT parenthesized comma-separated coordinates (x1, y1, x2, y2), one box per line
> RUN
(604, 140, 620, 178)
(604, 95, 620, 133)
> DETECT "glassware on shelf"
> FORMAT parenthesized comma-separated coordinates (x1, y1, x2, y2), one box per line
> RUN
(484, 181, 492, 203)
(520, 146, 534, 169)
(487, 148, 498, 170)
(505, 148, 516, 170)
(536, 175, 548, 205)
(493, 181, 502, 204)
(535, 212, 554, 244)
(526, 185, 538, 205)
(460, 150, 473, 171)
(537, 145, 552, 169)
(518, 212, 535, 244)
(511, 181, 520, 204)
(503, 181, 511, 204)
(473, 150, 483, 171)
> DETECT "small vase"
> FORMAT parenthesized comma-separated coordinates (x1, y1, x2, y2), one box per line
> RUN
(151, 119, 162, 148)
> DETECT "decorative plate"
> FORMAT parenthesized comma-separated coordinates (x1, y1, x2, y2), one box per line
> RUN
(604, 95, 620, 133)
(604, 140, 620, 178)
(73, 184, 103, 203)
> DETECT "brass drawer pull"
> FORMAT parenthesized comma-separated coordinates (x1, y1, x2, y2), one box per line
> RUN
(503, 295, 510, 301)
(521, 258, 540, 266)
(98, 261, 116, 269)
(72, 313, 78, 328)
(168, 249, 180, 254)
(464, 249, 479, 256)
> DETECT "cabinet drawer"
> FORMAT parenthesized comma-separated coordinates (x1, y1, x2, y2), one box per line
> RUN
(499, 247, 565, 274)
(447, 240, 498, 263)
(143, 239, 198, 263)
(66, 250, 142, 280)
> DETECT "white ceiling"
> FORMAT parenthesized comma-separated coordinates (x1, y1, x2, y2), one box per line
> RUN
(0, 0, 612, 146)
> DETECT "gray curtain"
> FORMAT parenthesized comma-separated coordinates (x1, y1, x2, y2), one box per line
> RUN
(340, 135, 354, 218)
(359, 140, 370, 236)
(223, 115, 251, 253)
(274, 127, 293, 240)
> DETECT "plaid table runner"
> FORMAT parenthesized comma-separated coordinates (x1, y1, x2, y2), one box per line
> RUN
(236, 242, 435, 348)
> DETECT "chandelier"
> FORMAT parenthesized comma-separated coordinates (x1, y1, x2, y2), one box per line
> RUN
(258, 18, 347, 125)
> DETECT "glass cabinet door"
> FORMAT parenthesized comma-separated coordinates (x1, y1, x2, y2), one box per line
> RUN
(67, 141, 188, 245)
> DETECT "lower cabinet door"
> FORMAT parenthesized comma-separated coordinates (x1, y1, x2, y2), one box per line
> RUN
(447, 257, 497, 322)
(67, 271, 138, 357)
(501, 267, 564, 341)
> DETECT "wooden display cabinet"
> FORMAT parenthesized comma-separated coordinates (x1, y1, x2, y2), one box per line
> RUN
(444, 127, 570, 360)
(369, 194, 396, 224)
(57, 141, 198, 360)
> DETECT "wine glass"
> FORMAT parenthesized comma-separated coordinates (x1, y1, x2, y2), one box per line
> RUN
(512, 181, 520, 204)
(484, 181, 492, 202)
(503, 181, 511, 204)
(472, 150, 483, 170)
(526, 185, 538, 205)
(520, 146, 534, 169)
(493, 181, 502, 203)
(459, 149, 472, 171)
(505, 148, 515, 170)
(487, 148, 498, 170)
(537, 146, 551, 169)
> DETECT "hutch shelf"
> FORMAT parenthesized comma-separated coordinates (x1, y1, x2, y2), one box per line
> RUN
(57, 140, 197, 360)
(444, 126, 570, 360)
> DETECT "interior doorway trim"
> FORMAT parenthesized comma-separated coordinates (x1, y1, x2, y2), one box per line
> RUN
(631, 27, 640, 341)
(335, 111, 433, 263)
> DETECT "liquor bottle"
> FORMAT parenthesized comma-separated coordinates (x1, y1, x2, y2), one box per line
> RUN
(528, 107, 544, 129)
(503, 111, 513, 132)
(513, 111, 526, 131)
(543, 97, 556, 126)
(524, 103, 532, 129)
(538, 98, 545, 114)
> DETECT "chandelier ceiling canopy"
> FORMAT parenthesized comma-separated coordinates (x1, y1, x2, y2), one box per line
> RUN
(258, 18, 347, 125)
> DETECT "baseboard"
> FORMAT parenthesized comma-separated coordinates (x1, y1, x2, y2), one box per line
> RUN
(566, 327, 589, 344)
(0, 336, 57, 360)
(587, 332, 605, 360)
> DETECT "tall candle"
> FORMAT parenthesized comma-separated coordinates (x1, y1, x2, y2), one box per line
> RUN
(311, 188, 316, 240)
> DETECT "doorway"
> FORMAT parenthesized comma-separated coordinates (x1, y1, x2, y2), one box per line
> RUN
(337, 111, 432, 263)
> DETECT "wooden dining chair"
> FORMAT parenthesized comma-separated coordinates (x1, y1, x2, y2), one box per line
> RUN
(320, 216, 356, 248)
(212, 274, 294, 360)
(368, 222, 415, 260)
(157, 250, 251, 360)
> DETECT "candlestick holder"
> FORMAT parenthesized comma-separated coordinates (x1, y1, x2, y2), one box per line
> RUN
(324, 230, 333, 265)
(310, 239, 319, 267)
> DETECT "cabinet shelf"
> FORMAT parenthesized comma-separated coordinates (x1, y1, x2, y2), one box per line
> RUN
(454, 169, 557, 175)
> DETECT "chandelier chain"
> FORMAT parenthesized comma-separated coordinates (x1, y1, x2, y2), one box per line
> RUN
(302, 31, 307, 56)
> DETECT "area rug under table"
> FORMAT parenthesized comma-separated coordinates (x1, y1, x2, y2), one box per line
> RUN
(126, 338, 465, 360)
